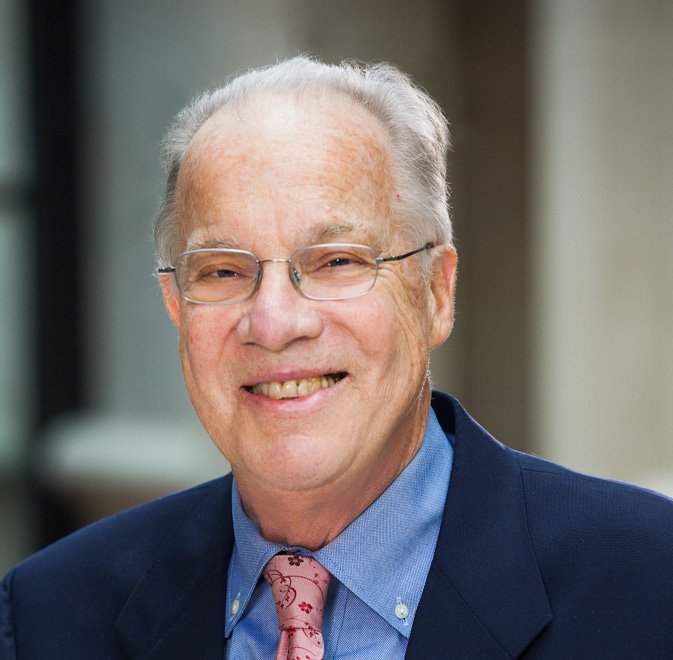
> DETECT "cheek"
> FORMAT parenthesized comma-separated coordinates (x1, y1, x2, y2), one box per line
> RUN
(179, 309, 229, 382)
(177, 312, 241, 432)
(361, 285, 431, 384)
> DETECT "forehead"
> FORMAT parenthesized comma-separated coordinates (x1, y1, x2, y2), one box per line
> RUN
(176, 93, 396, 251)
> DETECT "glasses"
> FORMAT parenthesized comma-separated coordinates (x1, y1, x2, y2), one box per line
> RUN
(158, 242, 434, 304)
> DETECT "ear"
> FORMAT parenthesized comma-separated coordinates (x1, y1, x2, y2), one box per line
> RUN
(160, 274, 182, 329)
(427, 245, 458, 349)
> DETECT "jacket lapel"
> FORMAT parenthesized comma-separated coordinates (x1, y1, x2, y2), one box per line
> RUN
(115, 476, 235, 660)
(406, 393, 552, 659)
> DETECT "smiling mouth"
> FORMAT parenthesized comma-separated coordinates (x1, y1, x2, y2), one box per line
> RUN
(246, 372, 347, 399)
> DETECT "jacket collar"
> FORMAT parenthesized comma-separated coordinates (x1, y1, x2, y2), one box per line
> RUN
(406, 392, 552, 659)
(115, 476, 234, 660)
(113, 393, 551, 659)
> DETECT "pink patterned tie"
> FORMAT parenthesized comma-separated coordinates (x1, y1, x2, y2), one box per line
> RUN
(263, 554, 333, 660)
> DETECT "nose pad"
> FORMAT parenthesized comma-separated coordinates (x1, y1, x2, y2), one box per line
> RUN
(250, 268, 264, 298)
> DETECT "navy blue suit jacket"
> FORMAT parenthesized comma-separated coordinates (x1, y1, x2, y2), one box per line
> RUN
(2, 392, 673, 658)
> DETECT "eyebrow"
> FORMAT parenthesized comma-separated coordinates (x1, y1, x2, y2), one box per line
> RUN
(316, 220, 388, 252)
(184, 219, 386, 252)
(311, 222, 364, 242)
(187, 236, 241, 251)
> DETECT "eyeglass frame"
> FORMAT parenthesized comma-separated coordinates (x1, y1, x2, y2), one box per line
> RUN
(158, 241, 436, 304)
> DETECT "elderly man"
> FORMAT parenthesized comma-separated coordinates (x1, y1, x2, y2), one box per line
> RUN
(2, 57, 673, 659)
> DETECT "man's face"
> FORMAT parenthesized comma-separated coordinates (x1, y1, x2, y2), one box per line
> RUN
(162, 96, 456, 504)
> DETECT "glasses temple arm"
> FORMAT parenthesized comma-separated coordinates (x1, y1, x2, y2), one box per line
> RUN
(377, 242, 435, 264)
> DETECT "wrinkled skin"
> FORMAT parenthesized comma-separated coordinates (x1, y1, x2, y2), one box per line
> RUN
(161, 94, 457, 547)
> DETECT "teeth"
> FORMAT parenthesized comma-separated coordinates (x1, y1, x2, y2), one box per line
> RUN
(250, 373, 344, 399)
(281, 380, 297, 398)
(297, 378, 310, 397)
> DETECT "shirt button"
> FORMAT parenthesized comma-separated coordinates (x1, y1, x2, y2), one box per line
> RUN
(395, 603, 409, 619)
(231, 599, 240, 615)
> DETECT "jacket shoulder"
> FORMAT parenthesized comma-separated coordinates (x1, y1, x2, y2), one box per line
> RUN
(3, 478, 231, 614)
(2, 476, 233, 658)
(513, 453, 673, 653)
(515, 448, 673, 525)
(16, 475, 232, 578)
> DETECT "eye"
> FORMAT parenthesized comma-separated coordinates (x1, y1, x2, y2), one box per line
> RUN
(293, 245, 375, 279)
(191, 259, 255, 282)
(316, 251, 369, 270)
(194, 265, 240, 280)
(324, 256, 355, 268)
(207, 267, 240, 279)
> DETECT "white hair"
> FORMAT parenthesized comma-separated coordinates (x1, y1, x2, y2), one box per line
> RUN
(154, 56, 452, 274)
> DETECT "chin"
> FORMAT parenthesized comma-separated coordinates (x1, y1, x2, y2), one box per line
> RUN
(253, 434, 351, 492)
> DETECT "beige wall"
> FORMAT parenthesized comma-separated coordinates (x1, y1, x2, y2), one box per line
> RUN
(530, 0, 673, 492)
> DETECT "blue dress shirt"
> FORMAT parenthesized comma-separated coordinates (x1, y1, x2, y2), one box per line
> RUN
(225, 407, 453, 659)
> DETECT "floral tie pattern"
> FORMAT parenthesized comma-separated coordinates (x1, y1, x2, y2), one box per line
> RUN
(263, 554, 333, 660)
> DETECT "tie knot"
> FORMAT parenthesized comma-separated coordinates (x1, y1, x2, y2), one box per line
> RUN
(263, 554, 332, 633)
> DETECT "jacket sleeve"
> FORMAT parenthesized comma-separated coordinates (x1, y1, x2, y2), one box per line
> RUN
(0, 570, 18, 660)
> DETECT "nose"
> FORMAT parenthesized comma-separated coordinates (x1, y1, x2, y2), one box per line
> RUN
(235, 260, 324, 351)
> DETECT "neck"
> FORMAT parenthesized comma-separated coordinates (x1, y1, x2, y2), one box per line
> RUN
(235, 387, 432, 551)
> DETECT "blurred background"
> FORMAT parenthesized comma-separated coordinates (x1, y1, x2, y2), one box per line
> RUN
(1, 0, 672, 574)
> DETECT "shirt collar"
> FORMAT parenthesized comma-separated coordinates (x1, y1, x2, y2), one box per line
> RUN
(225, 407, 453, 638)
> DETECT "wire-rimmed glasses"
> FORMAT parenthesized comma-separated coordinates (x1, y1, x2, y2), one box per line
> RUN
(158, 242, 435, 304)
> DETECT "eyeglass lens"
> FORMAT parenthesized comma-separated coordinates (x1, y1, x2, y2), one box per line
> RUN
(175, 244, 379, 303)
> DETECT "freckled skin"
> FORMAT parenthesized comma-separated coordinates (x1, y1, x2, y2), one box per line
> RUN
(161, 94, 457, 549)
